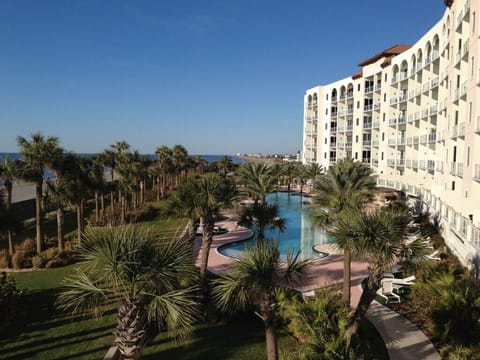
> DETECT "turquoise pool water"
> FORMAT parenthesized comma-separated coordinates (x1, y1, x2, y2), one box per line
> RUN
(218, 192, 333, 260)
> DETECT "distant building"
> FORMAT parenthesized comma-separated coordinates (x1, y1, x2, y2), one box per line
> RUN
(302, 0, 480, 266)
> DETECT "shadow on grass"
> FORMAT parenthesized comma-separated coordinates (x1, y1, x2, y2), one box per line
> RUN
(143, 313, 267, 360)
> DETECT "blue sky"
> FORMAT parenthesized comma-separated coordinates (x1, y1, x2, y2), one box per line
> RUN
(0, 0, 445, 155)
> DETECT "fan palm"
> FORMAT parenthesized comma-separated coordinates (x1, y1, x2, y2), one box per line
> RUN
(57, 227, 199, 359)
(336, 206, 428, 339)
(212, 241, 308, 360)
(311, 157, 376, 306)
(239, 202, 286, 242)
(0, 156, 21, 254)
(16, 132, 62, 253)
(236, 162, 276, 204)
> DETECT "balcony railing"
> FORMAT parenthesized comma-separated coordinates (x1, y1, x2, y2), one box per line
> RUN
(365, 86, 374, 94)
(452, 123, 465, 138)
(427, 160, 435, 172)
(372, 121, 380, 129)
(345, 142, 352, 148)
(398, 115, 406, 124)
(450, 162, 464, 177)
(474, 164, 480, 182)
(364, 104, 373, 111)
(387, 159, 395, 167)
(362, 140, 372, 147)
(363, 122, 372, 130)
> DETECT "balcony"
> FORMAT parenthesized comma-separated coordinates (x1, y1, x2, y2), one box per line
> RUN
(331, 96, 337, 103)
(398, 93, 407, 103)
(427, 160, 435, 172)
(452, 123, 466, 138)
(450, 162, 464, 177)
(387, 159, 395, 167)
(365, 86, 374, 94)
(436, 161, 444, 173)
(430, 104, 438, 116)
(362, 158, 371, 164)
(396, 159, 405, 167)
(476, 116, 480, 133)
(347, 91, 354, 99)
(389, 118, 397, 126)
(390, 97, 398, 105)
(362, 140, 372, 147)
(331, 111, 338, 118)
(428, 133, 437, 143)
(388, 138, 397, 147)
(419, 160, 426, 171)
(374, 103, 381, 111)
(306, 116, 318, 122)
(397, 137, 406, 146)
(364, 104, 373, 112)
(329, 142, 337, 148)
(474, 164, 480, 182)
(331, 126, 337, 133)
(397, 115, 406, 125)
(462, 38, 469, 59)
(372, 121, 380, 129)
(345, 142, 352, 148)
(363, 122, 372, 130)
(372, 139, 379, 147)
(372, 158, 379, 166)
(412, 160, 418, 169)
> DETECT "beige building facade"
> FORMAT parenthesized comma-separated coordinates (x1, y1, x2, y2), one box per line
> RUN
(302, 0, 480, 266)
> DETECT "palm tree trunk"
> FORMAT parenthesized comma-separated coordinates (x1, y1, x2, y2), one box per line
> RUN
(156, 176, 160, 201)
(101, 194, 105, 223)
(199, 219, 214, 284)
(35, 180, 43, 253)
(345, 267, 383, 341)
(114, 298, 147, 360)
(95, 191, 99, 223)
(76, 201, 85, 245)
(7, 230, 14, 256)
(57, 206, 64, 252)
(343, 247, 352, 307)
(262, 305, 279, 360)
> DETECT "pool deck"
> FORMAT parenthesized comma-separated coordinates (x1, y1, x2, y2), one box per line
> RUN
(194, 212, 440, 360)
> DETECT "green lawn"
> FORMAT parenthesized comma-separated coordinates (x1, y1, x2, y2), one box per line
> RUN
(2, 266, 296, 360)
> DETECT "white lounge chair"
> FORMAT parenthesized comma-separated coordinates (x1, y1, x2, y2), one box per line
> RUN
(377, 280, 401, 304)
(391, 275, 416, 286)
(426, 250, 441, 261)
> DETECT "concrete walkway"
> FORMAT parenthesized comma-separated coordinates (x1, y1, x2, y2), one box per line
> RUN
(195, 214, 440, 360)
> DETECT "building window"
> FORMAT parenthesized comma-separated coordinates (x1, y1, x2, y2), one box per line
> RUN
(355, 135, 359, 143)
(326, 109, 328, 115)
(325, 138, 327, 144)
(381, 152, 384, 160)
(384, 93, 386, 102)
(356, 118, 359, 126)
(326, 94, 329, 100)
(357, 101, 360, 109)
(324, 153, 327, 159)
(467, 146, 470, 166)
(382, 132, 385, 141)
(384, 73, 387, 82)
(452, 181, 455, 191)
(383, 113, 386, 122)
(357, 84, 361, 91)
(355, 152, 358, 160)
(469, 102, 472, 122)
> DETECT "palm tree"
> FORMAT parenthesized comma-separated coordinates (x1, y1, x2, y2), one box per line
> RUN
(237, 162, 276, 204)
(45, 179, 70, 252)
(305, 163, 323, 191)
(0, 156, 21, 254)
(218, 155, 233, 178)
(212, 241, 308, 360)
(280, 290, 358, 359)
(57, 227, 199, 359)
(280, 162, 296, 192)
(239, 202, 286, 242)
(172, 144, 189, 188)
(190, 173, 224, 284)
(155, 146, 173, 200)
(336, 206, 428, 339)
(311, 157, 376, 307)
(16, 132, 61, 253)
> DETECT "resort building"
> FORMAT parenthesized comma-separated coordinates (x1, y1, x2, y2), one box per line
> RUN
(302, 0, 480, 266)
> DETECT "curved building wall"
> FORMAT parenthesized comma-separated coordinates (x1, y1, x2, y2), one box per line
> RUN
(302, 0, 480, 265)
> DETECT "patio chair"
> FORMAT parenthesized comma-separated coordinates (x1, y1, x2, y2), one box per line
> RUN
(426, 250, 441, 261)
(377, 280, 401, 304)
(391, 275, 416, 286)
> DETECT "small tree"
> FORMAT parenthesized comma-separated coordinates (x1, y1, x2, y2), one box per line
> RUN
(57, 227, 199, 359)
(212, 241, 308, 360)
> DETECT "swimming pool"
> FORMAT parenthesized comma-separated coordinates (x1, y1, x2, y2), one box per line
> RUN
(218, 192, 333, 260)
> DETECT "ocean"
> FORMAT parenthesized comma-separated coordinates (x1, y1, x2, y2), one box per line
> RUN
(0, 153, 245, 182)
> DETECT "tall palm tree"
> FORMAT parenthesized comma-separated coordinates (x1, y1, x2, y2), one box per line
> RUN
(305, 163, 323, 191)
(57, 227, 199, 359)
(311, 158, 376, 307)
(237, 162, 276, 204)
(16, 132, 61, 253)
(155, 146, 173, 200)
(218, 155, 233, 178)
(239, 202, 286, 242)
(336, 206, 428, 339)
(0, 156, 21, 254)
(212, 241, 308, 360)
(172, 144, 189, 188)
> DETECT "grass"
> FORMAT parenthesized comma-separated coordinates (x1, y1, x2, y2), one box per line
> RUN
(2, 266, 296, 360)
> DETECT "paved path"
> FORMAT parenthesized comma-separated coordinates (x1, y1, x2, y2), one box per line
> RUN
(195, 214, 440, 360)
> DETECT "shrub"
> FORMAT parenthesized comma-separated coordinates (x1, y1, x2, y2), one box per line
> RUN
(31, 255, 44, 269)
(11, 251, 26, 270)
(21, 238, 36, 254)
(0, 250, 11, 269)
(45, 247, 59, 259)
(440, 344, 480, 359)
(0, 272, 25, 337)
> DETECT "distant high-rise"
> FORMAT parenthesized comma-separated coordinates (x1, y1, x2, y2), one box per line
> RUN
(302, 0, 479, 266)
